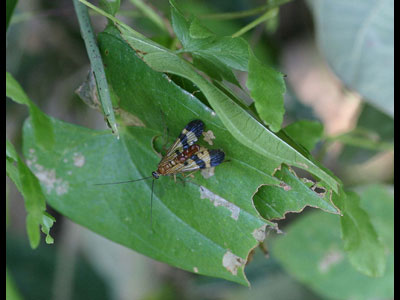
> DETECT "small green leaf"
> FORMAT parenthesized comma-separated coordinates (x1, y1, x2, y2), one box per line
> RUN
(6, 72, 31, 105)
(247, 50, 286, 132)
(41, 213, 55, 244)
(332, 189, 386, 277)
(189, 18, 215, 39)
(6, 139, 22, 192)
(6, 139, 55, 249)
(283, 120, 324, 152)
(6, 159, 21, 193)
(192, 54, 241, 86)
(26, 213, 41, 249)
(6, 72, 55, 150)
(171, 0, 249, 73)
(99, 0, 120, 16)
(6, 139, 18, 162)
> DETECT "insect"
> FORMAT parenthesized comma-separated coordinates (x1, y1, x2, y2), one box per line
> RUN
(96, 120, 225, 228)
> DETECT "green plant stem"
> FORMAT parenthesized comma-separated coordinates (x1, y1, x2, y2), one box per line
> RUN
(316, 129, 393, 162)
(80, 0, 132, 32)
(326, 132, 394, 152)
(129, 0, 167, 33)
(201, 0, 290, 20)
(232, 7, 279, 38)
(73, 0, 119, 137)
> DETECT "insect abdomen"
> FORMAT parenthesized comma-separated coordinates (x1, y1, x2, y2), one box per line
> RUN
(176, 144, 200, 163)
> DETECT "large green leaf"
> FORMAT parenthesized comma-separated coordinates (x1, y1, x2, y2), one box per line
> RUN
(22, 117, 273, 286)
(307, 0, 394, 117)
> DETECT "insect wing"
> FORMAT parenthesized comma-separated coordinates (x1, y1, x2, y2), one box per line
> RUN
(162, 120, 204, 162)
(173, 148, 225, 174)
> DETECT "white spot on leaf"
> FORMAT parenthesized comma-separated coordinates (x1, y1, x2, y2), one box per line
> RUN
(252, 225, 267, 242)
(199, 186, 240, 220)
(193, 267, 199, 273)
(34, 167, 69, 195)
(222, 251, 245, 276)
(73, 152, 85, 167)
(27, 152, 69, 195)
(318, 248, 344, 273)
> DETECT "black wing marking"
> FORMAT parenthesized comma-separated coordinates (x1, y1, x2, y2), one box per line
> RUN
(163, 120, 204, 160)
(164, 147, 225, 174)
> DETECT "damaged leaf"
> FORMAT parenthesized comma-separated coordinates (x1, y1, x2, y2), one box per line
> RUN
(254, 165, 340, 220)
(22, 114, 273, 286)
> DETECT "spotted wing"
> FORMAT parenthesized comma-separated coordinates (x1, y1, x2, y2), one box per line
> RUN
(163, 147, 225, 175)
(160, 120, 204, 164)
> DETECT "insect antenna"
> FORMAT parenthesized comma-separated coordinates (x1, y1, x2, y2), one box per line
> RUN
(93, 176, 153, 186)
(150, 177, 155, 231)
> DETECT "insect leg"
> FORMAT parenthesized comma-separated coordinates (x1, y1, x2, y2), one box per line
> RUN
(182, 170, 199, 178)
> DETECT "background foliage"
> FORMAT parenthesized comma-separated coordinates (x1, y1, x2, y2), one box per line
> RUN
(6, 0, 393, 299)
